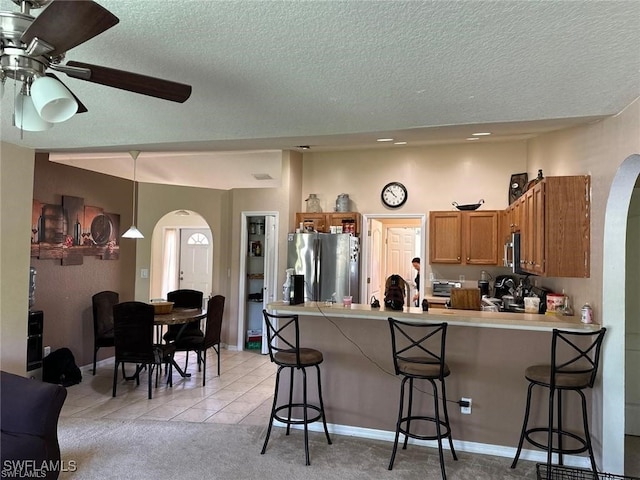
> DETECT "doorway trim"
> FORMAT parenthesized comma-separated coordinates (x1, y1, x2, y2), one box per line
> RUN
(361, 213, 427, 305)
(237, 211, 279, 352)
(602, 153, 640, 473)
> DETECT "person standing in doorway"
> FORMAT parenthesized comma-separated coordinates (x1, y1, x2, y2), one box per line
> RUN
(411, 257, 420, 306)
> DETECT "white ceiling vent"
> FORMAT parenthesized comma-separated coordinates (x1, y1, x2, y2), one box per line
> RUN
(252, 173, 273, 180)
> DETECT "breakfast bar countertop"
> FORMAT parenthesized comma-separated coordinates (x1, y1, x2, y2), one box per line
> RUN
(266, 301, 599, 333)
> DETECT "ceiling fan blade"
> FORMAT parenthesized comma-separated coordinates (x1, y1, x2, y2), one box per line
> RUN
(21, 1, 119, 57)
(45, 73, 88, 113)
(65, 61, 192, 103)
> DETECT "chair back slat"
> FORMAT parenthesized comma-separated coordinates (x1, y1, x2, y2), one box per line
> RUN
(388, 318, 448, 378)
(551, 328, 606, 388)
(113, 301, 156, 363)
(262, 310, 301, 365)
(167, 289, 204, 309)
(203, 295, 225, 347)
(92, 290, 119, 338)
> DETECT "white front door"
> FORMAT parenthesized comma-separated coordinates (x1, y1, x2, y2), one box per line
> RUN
(179, 228, 212, 301)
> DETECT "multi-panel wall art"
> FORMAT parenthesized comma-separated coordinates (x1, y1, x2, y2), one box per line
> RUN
(31, 195, 120, 265)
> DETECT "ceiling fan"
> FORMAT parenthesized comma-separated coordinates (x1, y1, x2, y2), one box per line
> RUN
(0, 0, 192, 131)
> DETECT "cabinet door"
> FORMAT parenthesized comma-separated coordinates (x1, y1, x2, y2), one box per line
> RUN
(328, 212, 361, 235)
(530, 182, 545, 274)
(295, 213, 327, 232)
(429, 212, 462, 264)
(464, 211, 499, 265)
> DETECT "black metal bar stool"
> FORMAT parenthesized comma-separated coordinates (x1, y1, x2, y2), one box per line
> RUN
(511, 328, 607, 477)
(261, 310, 332, 466)
(387, 318, 458, 480)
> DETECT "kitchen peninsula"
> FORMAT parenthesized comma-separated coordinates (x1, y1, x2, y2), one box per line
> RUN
(266, 301, 600, 465)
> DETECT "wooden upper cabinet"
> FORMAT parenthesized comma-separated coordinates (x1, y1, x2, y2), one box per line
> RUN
(295, 212, 361, 235)
(463, 211, 499, 265)
(429, 212, 462, 263)
(429, 210, 499, 265)
(515, 176, 590, 278)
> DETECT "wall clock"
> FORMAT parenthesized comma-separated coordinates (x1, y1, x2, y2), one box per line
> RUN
(381, 182, 408, 209)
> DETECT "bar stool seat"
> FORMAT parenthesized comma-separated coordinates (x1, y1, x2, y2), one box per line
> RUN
(261, 310, 332, 466)
(511, 328, 607, 477)
(387, 318, 457, 480)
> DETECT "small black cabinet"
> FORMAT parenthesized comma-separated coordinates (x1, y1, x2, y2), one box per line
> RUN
(27, 310, 43, 372)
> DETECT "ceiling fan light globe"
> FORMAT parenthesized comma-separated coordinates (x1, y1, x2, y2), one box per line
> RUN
(14, 93, 54, 131)
(30, 76, 78, 123)
(122, 225, 144, 239)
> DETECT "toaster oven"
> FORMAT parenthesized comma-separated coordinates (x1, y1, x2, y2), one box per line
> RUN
(431, 281, 461, 297)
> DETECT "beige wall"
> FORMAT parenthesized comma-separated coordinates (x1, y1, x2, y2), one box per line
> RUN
(229, 151, 302, 347)
(303, 141, 528, 213)
(0, 143, 35, 376)
(28, 155, 136, 368)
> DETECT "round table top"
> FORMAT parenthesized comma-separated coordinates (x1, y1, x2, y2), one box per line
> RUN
(154, 307, 207, 326)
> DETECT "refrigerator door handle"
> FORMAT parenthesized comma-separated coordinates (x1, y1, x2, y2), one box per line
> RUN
(315, 237, 322, 300)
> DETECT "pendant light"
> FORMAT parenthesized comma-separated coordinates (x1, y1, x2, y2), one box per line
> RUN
(122, 150, 144, 239)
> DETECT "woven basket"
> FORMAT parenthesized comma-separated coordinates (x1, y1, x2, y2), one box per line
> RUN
(152, 301, 174, 314)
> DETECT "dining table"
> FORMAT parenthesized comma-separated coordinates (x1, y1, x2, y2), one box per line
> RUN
(154, 307, 207, 378)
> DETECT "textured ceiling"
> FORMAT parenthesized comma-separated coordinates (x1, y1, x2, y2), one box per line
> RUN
(1, 0, 639, 186)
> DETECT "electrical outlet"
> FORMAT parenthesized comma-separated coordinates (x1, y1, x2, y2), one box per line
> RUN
(461, 397, 472, 414)
(43, 345, 51, 357)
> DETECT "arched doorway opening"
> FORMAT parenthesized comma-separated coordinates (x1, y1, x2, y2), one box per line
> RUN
(149, 209, 213, 302)
(602, 153, 640, 474)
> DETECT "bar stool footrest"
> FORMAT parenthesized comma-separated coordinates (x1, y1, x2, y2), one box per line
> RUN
(399, 415, 453, 442)
(524, 427, 589, 455)
(274, 403, 323, 426)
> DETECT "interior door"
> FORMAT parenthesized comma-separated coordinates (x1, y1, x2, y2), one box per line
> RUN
(179, 228, 212, 301)
(385, 226, 417, 288)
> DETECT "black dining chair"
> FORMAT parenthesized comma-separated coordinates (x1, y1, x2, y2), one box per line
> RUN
(112, 301, 176, 399)
(172, 295, 225, 385)
(91, 290, 118, 375)
(162, 289, 204, 343)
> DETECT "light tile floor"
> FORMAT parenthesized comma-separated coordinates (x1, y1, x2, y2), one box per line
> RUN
(62, 349, 275, 426)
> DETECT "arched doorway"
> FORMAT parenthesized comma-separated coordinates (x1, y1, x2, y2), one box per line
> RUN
(149, 209, 213, 301)
(602, 153, 640, 473)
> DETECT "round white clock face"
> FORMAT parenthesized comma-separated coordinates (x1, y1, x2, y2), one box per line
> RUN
(381, 182, 408, 208)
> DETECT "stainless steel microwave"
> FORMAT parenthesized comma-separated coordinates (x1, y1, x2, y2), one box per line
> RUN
(504, 232, 529, 275)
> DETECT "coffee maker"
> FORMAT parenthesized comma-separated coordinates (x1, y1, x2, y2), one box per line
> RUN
(493, 275, 516, 299)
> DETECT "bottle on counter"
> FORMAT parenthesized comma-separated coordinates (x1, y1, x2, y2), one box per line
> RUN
(562, 294, 574, 316)
(581, 303, 593, 324)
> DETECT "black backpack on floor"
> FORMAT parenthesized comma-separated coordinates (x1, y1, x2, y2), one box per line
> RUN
(43, 347, 82, 387)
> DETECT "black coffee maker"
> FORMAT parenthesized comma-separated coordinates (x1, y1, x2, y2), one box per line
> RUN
(494, 275, 516, 298)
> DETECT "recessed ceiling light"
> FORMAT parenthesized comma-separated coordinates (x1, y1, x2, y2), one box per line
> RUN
(296, 145, 310, 150)
(466, 137, 480, 141)
(377, 138, 394, 142)
(472, 132, 491, 136)
(394, 141, 407, 145)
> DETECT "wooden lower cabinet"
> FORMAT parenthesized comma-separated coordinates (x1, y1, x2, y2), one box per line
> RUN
(429, 210, 499, 265)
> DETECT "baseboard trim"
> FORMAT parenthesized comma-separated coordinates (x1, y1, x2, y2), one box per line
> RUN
(273, 420, 591, 468)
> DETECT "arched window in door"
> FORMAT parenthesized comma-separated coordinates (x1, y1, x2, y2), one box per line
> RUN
(187, 232, 210, 245)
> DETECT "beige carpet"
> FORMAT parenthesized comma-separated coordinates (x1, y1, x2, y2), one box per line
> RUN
(57, 417, 539, 480)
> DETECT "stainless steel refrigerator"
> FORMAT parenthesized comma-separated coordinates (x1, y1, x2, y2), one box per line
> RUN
(287, 233, 360, 303)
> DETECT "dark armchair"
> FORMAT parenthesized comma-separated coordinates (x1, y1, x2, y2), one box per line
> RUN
(1, 371, 67, 480)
